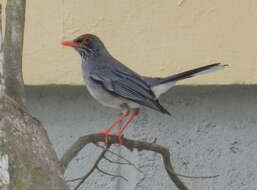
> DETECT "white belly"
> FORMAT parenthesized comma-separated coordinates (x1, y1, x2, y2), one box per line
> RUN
(85, 76, 139, 111)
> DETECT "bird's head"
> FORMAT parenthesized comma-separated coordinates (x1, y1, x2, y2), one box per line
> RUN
(62, 34, 107, 57)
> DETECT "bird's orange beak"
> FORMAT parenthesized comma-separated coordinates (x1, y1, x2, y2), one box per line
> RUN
(61, 41, 80, 47)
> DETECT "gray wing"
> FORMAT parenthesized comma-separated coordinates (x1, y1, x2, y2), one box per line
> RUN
(90, 68, 170, 115)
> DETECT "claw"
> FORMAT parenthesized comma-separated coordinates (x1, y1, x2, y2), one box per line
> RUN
(98, 130, 109, 147)
(97, 113, 129, 147)
(111, 132, 123, 145)
(110, 109, 139, 145)
(98, 110, 139, 147)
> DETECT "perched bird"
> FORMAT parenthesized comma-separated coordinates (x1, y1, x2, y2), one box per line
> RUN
(62, 34, 227, 145)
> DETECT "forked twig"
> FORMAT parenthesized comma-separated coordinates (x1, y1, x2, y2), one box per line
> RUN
(103, 156, 129, 165)
(96, 166, 128, 182)
(61, 134, 218, 190)
(102, 147, 143, 173)
(73, 149, 107, 190)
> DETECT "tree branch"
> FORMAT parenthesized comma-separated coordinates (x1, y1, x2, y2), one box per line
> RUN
(60, 134, 190, 190)
(0, 1, 70, 189)
(0, 3, 5, 98)
(3, 0, 26, 107)
(102, 148, 143, 173)
(96, 166, 128, 182)
(73, 149, 107, 190)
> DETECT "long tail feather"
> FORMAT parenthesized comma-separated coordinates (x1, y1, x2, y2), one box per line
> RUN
(159, 63, 227, 84)
(150, 63, 227, 97)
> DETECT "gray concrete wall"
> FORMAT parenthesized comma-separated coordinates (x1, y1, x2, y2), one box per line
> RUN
(26, 86, 257, 190)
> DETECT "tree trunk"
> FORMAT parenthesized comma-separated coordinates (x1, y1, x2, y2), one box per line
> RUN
(0, 99, 69, 190)
(0, 1, 69, 189)
(3, 0, 26, 107)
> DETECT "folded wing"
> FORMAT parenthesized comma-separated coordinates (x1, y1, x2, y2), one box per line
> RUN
(90, 69, 170, 115)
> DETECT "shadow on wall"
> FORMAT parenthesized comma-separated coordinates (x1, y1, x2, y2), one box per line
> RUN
(26, 84, 257, 104)
(26, 85, 257, 190)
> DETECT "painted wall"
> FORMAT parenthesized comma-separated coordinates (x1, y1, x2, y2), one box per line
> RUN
(26, 86, 257, 190)
(1, 0, 256, 85)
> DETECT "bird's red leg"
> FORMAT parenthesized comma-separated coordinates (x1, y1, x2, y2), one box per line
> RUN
(112, 109, 139, 145)
(98, 113, 128, 146)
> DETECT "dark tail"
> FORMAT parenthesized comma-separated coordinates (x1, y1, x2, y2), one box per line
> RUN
(158, 63, 227, 85)
(142, 63, 227, 115)
(139, 98, 171, 116)
(153, 100, 171, 116)
(144, 63, 227, 98)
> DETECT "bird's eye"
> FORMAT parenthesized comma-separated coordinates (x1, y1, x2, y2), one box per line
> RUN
(83, 38, 91, 44)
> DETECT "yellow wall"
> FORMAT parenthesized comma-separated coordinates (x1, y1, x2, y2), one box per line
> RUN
(3, 0, 257, 85)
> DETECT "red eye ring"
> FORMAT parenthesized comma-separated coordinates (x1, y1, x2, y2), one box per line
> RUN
(83, 38, 91, 44)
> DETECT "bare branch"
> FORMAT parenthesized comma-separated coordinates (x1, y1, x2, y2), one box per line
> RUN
(172, 173, 219, 179)
(61, 134, 191, 190)
(66, 177, 84, 183)
(73, 149, 107, 190)
(103, 155, 129, 165)
(103, 148, 217, 180)
(69, 148, 129, 190)
(96, 166, 128, 182)
(103, 148, 143, 173)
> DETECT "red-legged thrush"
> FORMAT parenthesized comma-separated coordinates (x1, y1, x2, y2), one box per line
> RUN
(62, 34, 227, 146)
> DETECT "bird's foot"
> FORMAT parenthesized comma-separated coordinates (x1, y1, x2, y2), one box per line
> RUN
(111, 132, 123, 145)
(98, 130, 110, 148)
